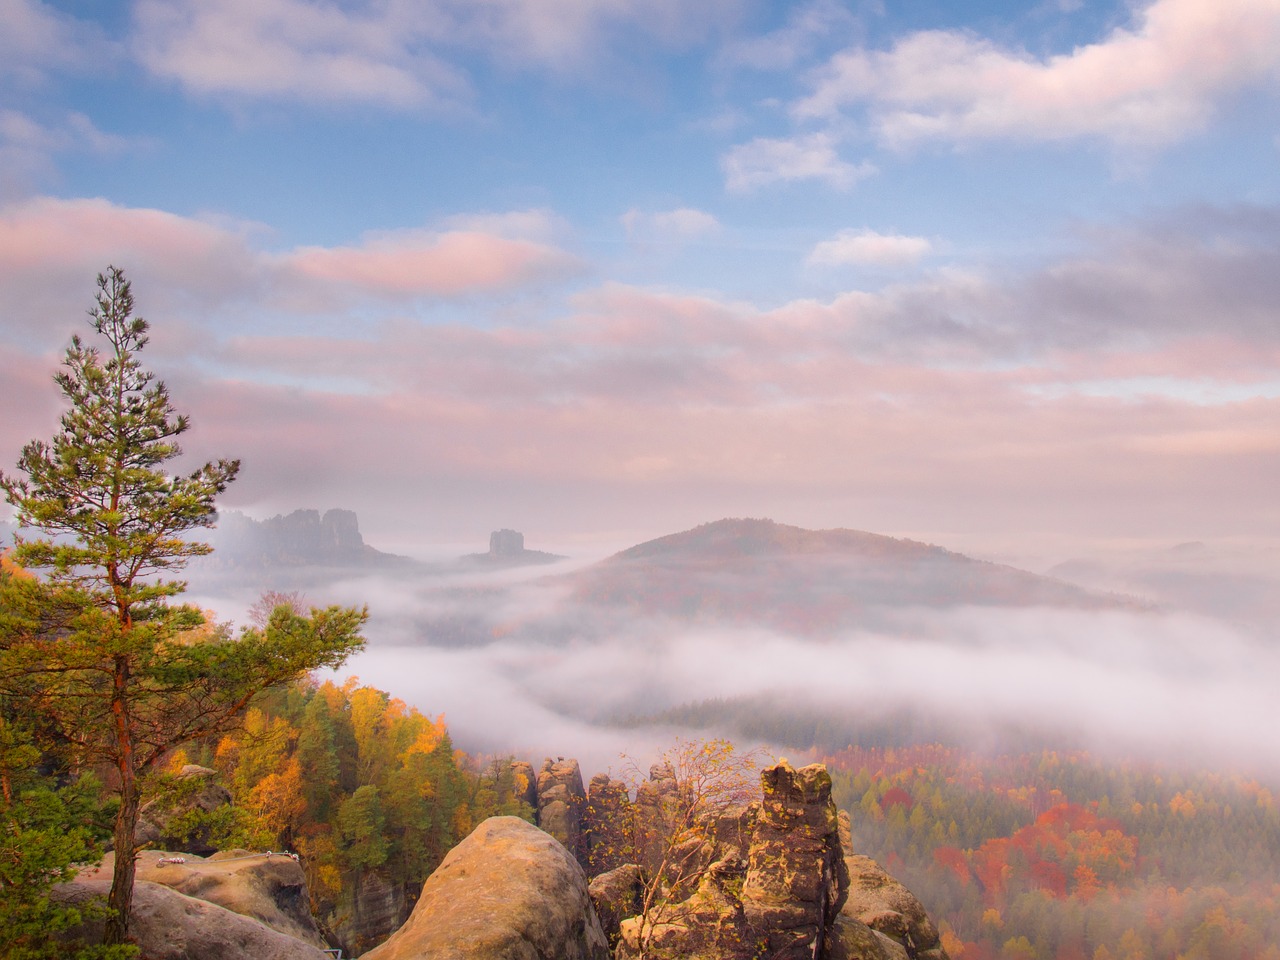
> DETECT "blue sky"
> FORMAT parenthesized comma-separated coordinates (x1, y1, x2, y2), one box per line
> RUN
(3, 0, 1279, 562)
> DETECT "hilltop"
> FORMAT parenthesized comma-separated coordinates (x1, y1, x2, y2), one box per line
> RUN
(566, 518, 1137, 635)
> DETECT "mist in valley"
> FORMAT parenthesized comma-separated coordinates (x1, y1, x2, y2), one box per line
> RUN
(183, 526, 1280, 783)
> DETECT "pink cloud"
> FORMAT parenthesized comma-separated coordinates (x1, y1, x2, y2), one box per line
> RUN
(796, 0, 1280, 149)
(285, 229, 582, 297)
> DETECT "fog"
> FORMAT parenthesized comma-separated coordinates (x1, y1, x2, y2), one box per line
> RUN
(184, 545, 1280, 782)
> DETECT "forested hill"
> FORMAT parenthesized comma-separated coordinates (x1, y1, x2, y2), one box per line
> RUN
(567, 518, 1140, 634)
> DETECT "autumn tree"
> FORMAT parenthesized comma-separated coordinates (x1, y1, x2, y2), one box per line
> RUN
(0, 267, 367, 946)
(622, 738, 761, 959)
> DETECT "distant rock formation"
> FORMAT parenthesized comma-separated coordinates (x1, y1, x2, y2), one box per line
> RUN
(206, 508, 408, 568)
(462, 528, 565, 566)
(362, 816, 610, 960)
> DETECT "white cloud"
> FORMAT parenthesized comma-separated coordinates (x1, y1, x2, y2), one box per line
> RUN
(722, 133, 876, 192)
(132, 0, 470, 109)
(796, 0, 1280, 149)
(0, 0, 108, 84)
(130, 0, 746, 108)
(807, 228, 931, 267)
(621, 207, 721, 241)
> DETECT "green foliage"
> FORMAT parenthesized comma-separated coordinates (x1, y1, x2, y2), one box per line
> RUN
(0, 268, 366, 944)
(0, 774, 135, 960)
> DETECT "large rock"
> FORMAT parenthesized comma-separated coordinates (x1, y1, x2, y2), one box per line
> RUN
(843, 855, 947, 960)
(588, 863, 645, 949)
(826, 915, 911, 960)
(741, 761, 849, 960)
(363, 816, 610, 960)
(331, 868, 409, 957)
(54, 874, 329, 960)
(98, 849, 327, 948)
(512, 760, 539, 811)
(536, 757, 588, 862)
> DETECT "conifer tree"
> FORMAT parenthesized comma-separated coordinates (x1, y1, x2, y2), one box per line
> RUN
(0, 267, 367, 945)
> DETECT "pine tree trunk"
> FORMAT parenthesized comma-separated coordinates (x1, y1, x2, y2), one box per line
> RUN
(104, 654, 138, 947)
(105, 780, 140, 945)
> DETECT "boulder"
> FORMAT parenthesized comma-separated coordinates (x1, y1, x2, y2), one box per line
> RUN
(843, 855, 947, 960)
(362, 816, 610, 960)
(92, 849, 327, 948)
(588, 863, 645, 949)
(53, 874, 329, 960)
(536, 757, 588, 862)
(741, 761, 848, 960)
(826, 915, 910, 960)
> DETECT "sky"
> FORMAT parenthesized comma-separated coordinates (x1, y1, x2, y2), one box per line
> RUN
(3, 0, 1280, 567)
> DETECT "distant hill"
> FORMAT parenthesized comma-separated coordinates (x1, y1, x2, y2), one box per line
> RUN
(566, 518, 1137, 634)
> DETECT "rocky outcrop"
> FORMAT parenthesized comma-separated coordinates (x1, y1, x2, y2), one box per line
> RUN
(107, 849, 328, 948)
(741, 761, 849, 960)
(136, 764, 232, 856)
(827, 915, 912, 960)
(362, 816, 610, 960)
(616, 760, 849, 960)
(331, 868, 410, 957)
(537, 757, 588, 863)
(843, 855, 946, 960)
(588, 863, 645, 949)
(632, 762, 680, 877)
(512, 759, 539, 811)
(207, 508, 406, 568)
(462, 530, 565, 566)
(584, 773, 633, 876)
(54, 873, 329, 960)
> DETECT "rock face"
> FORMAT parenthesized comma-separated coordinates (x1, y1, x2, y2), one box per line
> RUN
(588, 863, 645, 950)
(54, 874, 329, 960)
(490, 529, 525, 556)
(537, 757, 588, 863)
(362, 816, 610, 960)
(512, 759, 539, 811)
(207, 508, 405, 567)
(843, 855, 947, 960)
(741, 761, 849, 960)
(332, 867, 409, 957)
(108, 849, 328, 948)
(616, 760, 849, 960)
(136, 765, 233, 856)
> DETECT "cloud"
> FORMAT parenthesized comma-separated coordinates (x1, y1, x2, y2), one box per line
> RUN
(718, 0, 857, 71)
(131, 0, 746, 108)
(0, 111, 148, 199)
(807, 228, 932, 267)
(722, 133, 877, 192)
(186, 558, 1280, 777)
(0, 0, 110, 85)
(795, 0, 1280, 149)
(621, 207, 721, 242)
(284, 227, 583, 298)
(132, 0, 470, 109)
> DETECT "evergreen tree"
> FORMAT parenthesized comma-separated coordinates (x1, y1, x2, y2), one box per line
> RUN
(0, 267, 367, 945)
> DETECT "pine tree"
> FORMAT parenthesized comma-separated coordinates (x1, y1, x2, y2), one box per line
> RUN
(0, 267, 367, 945)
